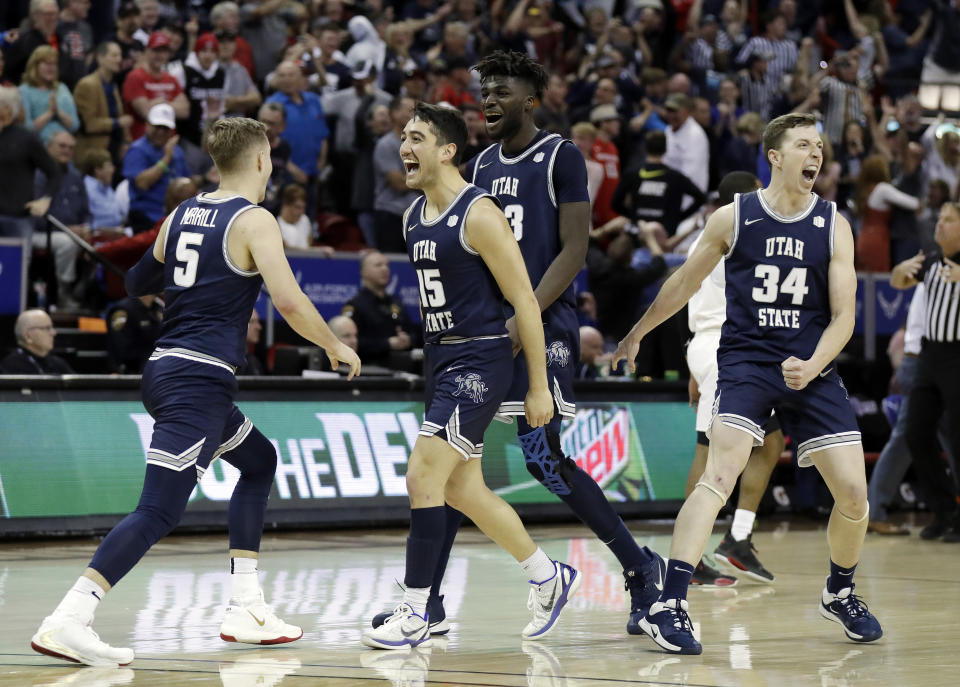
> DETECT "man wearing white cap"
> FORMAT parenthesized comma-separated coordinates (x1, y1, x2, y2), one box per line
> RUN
(122, 102, 189, 233)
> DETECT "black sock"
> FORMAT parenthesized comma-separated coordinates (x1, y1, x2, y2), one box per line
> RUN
(404, 506, 447, 589)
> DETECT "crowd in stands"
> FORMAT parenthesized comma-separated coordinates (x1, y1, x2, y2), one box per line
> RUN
(0, 0, 959, 379)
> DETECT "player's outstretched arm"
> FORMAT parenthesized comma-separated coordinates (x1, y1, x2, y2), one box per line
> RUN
(613, 203, 733, 374)
(782, 213, 857, 390)
(466, 198, 553, 428)
(125, 214, 174, 296)
(239, 207, 361, 379)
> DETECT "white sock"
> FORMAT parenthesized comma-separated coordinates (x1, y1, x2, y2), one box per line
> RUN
(520, 548, 557, 585)
(402, 586, 430, 617)
(230, 557, 260, 604)
(731, 509, 756, 541)
(53, 576, 105, 624)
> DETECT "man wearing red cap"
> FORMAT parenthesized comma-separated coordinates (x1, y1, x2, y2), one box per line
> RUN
(122, 31, 189, 140)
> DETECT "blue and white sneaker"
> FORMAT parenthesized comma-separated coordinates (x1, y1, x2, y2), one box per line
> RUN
(624, 547, 666, 635)
(372, 595, 449, 635)
(361, 603, 432, 650)
(819, 581, 883, 642)
(639, 599, 703, 655)
(522, 561, 581, 640)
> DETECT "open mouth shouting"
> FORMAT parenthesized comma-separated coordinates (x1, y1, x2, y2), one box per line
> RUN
(403, 158, 420, 179)
(801, 164, 819, 183)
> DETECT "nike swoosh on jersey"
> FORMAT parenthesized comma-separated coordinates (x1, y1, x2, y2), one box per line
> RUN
(744, 218, 763, 225)
(479, 161, 493, 169)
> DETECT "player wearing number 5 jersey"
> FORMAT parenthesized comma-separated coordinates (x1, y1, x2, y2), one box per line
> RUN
(32, 118, 360, 668)
(614, 113, 882, 654)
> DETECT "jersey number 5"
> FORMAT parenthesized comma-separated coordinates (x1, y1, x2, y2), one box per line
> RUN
(416, 269, 446, 307)
(752, 265, 809, 305)
(173, 232, 204, 287)
(503, 203, 523, 241)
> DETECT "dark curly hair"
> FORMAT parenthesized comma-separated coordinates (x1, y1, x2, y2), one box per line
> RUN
(473, 50, 548, 100)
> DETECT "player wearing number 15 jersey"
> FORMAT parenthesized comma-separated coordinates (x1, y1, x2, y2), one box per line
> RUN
(32, 118, 359, 668)
(367, 51, 666, 639)
(614, 113, 882, 655)
(362, 102, 582, 650)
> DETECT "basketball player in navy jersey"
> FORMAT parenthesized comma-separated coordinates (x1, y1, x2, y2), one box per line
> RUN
(31, 118, 361, 667)
(362, 102, 580, 650)
(614, 113, 882, 654)
(371, 49, 665, 639)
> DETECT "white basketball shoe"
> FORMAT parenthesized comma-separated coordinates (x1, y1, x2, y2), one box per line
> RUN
(219, 591, 303, 645)
(522, 561, 581, 640)
(361, 603, 432, 650)
(31, 614, 134, 667)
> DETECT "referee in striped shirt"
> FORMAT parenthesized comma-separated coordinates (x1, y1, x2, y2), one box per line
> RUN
(891, 201, 960, 541)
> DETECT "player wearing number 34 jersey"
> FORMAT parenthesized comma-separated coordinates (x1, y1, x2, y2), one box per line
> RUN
(614, 113, 881, 655)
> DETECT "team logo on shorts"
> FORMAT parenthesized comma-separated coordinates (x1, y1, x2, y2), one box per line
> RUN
(454, 372, 488, 403)
(546, 342, 570, 368)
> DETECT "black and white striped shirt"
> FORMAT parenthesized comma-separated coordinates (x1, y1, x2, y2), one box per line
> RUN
(736, 36, 798, 86)
(921, 254, 960, 342)
(687, 34, 733, 72)
(819, 76, 862, 145)
(739, 72, 777, 119)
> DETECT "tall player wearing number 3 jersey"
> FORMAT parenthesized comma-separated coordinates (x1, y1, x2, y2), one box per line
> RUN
(614, 113, 883, 654)
(32, 118, 361, 667)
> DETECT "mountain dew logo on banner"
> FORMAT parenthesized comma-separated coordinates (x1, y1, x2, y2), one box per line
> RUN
(559, 406, 654, 501)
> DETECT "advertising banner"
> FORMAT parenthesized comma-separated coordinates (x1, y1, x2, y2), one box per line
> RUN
(0, 400, 693, 523)
(255, 254, 421, 323)
(0, 238, 27, 315)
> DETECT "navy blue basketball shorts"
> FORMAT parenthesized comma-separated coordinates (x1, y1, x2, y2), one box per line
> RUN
(420, 336, 514, 460)
(710, 361, 861, 467)
(497, 304, 578, 422)
(141, 354, 253, 481)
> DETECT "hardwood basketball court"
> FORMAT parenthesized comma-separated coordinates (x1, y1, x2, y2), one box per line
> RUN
(0, 518, 955, 686)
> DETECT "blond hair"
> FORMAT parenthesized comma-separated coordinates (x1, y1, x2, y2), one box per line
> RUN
(206, 117, 268, 174)
(570, 121, 598, 139)
(23, 45, 59, 88)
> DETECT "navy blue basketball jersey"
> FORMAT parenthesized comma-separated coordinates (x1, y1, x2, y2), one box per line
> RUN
(718, 190, 837, 366)
(404, 184, 507, 345)
(155, 193, 263, 368)
(470, 131, 588, 316)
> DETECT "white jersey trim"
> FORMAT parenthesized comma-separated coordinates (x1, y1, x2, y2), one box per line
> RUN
(222, 204, 260, 277)
(756, 189, 818, 223)
(471, 143, 498, 182)
(496, 133, 561, 165)
(797, 431, 862, 467)
(402, 196, 422, 241)
(148, 346, 237, 374)
(546, 141, 562, 209)
(458, 192, 496, 255)
(420, 183, 473, 226)
(726, 193, 741, 258)
(438, 333, 508, 344)
(828, 200, 837, 258)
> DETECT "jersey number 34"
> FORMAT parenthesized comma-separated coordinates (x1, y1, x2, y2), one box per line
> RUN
(752, 265, 809, 305)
